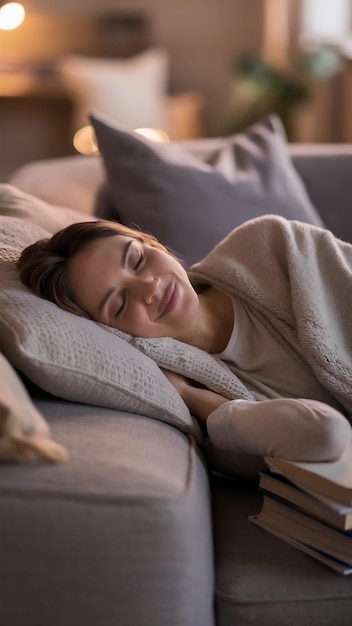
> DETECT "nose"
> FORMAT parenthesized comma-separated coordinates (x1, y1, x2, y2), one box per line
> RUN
(133, 275, 160, 305)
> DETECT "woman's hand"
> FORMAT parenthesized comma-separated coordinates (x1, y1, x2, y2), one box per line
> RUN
(162, 369, 229, 423)
(161, 369, 191, 397)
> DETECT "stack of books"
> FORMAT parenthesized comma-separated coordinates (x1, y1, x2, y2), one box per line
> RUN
(250, 442, 352, 575)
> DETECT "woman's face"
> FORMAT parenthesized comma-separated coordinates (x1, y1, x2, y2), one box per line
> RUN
(67, 234, 200, 339)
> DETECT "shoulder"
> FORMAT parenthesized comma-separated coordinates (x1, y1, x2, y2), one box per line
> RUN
(193, 215, 292, 262)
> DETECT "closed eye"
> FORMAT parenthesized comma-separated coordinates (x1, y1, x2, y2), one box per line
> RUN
(134, 249, 145, 271)
(115, 289, 127, 318)
(114, 242, 145, 318)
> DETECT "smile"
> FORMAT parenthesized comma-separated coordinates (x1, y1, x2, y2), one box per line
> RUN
(157, 282, 177, 318)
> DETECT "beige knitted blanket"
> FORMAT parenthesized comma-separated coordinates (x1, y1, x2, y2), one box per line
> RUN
(132, 215, 352, 419)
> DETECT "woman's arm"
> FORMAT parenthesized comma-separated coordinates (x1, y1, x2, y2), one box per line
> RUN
(162, 369, 228, 419)
(162, 370, 351, 462)
(207, 397, 351, 462)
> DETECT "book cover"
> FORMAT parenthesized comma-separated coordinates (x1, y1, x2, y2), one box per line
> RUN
(252, 496, 352, 565)
(259, 470, 352, 530)
(265, 441, 352, 505)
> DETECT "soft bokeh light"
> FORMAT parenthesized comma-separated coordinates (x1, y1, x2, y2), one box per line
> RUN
(73, 125, 169, 155)
(73, 125, 99, 156)
(134, 127, 170, 143)
(0, 3, 25, 31)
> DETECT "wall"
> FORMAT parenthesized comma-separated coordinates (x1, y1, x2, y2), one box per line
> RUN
(1, 0, 263, 136)
(1, 0, 350, 181)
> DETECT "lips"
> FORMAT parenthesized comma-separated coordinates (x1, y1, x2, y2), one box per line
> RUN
(157, 281, 176, 318)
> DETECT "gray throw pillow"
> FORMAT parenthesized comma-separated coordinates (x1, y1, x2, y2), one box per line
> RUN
(90, 112, 324, 267)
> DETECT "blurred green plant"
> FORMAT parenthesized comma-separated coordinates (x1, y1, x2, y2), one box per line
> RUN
(224, 56, 309, 139)
(224, 43, 343, 141)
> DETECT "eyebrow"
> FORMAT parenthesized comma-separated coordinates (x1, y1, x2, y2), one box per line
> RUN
(97, 239, 133, 315)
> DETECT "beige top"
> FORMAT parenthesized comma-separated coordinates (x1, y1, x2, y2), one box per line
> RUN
(207, 296, 351, 463)
(219, 296, 340, 406)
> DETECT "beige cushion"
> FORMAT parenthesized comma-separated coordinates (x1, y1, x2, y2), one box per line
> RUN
(0, 189, 200, 441)
(0, 352, 67, 462)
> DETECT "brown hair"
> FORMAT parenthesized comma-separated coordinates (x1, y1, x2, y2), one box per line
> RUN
(17, 220, 169, 318)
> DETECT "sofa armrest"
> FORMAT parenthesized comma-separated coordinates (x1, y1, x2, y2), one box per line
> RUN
(289, 144, 352, 242)
(0, 398, 215, 626)
(8, 155, 105, 215)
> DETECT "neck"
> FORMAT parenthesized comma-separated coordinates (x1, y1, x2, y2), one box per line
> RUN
(183, 288, 234, 353)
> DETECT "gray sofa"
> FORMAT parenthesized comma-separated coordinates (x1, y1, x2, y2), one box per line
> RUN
(1, 136, 352, 626)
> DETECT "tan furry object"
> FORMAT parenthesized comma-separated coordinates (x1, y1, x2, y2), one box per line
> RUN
(0, 353, 67, 463)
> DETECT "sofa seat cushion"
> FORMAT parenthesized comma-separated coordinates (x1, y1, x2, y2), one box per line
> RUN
(0, 395, 215, 626)
(211, 474, 352, 626)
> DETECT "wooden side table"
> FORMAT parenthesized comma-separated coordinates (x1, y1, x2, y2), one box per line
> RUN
(0, 72, 75, 182)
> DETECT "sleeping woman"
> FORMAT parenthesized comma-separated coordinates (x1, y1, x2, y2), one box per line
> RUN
(17, 216, 352, 478)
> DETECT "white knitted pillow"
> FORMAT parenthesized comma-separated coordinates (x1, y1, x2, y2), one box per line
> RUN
(0, 213, 200, 440)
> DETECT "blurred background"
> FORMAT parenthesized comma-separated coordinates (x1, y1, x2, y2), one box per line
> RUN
(1, 0, 351, 181)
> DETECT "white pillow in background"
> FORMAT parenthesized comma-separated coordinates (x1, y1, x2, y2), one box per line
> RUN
(58, 48, 170, 132)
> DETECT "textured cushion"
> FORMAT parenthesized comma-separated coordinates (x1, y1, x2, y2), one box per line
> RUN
(0, 209, 200, 440)
(58, 49, 169, 133)
(91, 112, 324, 267)
(0, 352, 66, 462)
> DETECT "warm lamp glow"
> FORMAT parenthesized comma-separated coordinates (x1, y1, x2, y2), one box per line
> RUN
(0, 3, 25, 31)
(73, 125, 99, 156)
(134, 127, 170, 143)
(73, 124, 169, 155)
